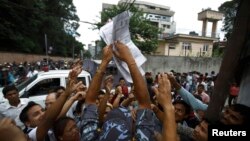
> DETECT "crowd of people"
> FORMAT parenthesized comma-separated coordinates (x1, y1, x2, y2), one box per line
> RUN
(0, 41, 249, 141)
(0, 59, 76, 87)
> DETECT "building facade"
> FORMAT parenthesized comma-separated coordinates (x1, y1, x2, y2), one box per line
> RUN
(125, 0, 176, 38)
(155, 34, 215, 57)
(103, 0, 176, 38)
(102, 2, 223, 57)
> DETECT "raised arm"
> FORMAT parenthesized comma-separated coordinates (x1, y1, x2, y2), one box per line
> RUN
(168, 74, 208, 111)
(98, 79, 112, 125)
(154, 73, 178, 141)
(36, 60, 83, 141)
(113, 41, 151, 109)
(81, 45, 113, 141)
(85, 45, 113, 104)
(57, 90, 86, 119)
(113, 41, 154, 140)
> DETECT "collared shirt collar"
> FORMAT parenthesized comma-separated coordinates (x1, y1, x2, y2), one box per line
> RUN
(6, 99, 28, 109)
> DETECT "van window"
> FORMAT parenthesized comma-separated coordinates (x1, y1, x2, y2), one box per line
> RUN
(17, 74, 38, 91)
(27, 78, 60, 97)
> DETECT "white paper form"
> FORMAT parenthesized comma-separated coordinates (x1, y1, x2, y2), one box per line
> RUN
(99, 11, 146, 83)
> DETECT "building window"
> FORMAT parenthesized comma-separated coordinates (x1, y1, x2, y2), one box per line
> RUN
(155, 15, 161, 18)
(149, 6, 155, 9)
(160, 8, 167, 11)
(169, 43, 176, 49)
(167, 25, 170, 29)
(203, 44, 209, 52)
(182, 43, 192, 50)
(162, 24, 166, 28)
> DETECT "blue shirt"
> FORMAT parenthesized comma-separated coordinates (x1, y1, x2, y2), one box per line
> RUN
(177, 87, 208, 111)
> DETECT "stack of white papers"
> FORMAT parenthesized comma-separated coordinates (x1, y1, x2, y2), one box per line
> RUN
(99, 11, 146, 83)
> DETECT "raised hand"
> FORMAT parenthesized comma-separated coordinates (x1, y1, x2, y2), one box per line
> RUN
(66, 61, 83, 95)
(153, 73, 177, 141)
(113, 41, 134, 63)
(70, 59, 83, 69)
(153, 73, 172, 108)
(102, 44, 113, 63)
(71, 91, 86, 101)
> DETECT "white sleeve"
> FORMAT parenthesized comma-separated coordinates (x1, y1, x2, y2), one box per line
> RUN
(28, 128, 38, 141)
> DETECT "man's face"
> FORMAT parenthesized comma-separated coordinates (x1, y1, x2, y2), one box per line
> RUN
(119, 79, 125, 86)
(62, 120, 80, 141)
(174, 103, 188, 122)
(45, 93, 57, 110)
(193, 120, 208, 141)
(26, 105, 45, 127)
(220, 107, 244, 125)
(197, 86, 204, 94)
(4, 90, 19, 104)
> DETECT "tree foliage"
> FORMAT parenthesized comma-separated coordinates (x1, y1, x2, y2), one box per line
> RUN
(0, 0, 85, 57)
(96, 0, 160, 54)
(218, 0, 239, 40)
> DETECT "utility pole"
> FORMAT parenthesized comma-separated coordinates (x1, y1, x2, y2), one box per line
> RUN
(44, 34, 48, 65)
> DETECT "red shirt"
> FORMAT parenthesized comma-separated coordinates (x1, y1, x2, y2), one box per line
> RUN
(230, 86, 239, 96)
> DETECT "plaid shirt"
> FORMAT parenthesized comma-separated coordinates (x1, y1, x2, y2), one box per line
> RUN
(81, 104, 157, 141)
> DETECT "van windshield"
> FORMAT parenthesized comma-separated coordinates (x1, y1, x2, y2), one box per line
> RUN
(16, 74, 38, 91)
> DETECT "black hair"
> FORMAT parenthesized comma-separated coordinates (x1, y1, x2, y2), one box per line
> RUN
(53, 117, 76, 140)
(119, 77, 125, 81)
(19, 101, 40, 124)
(173, 100, 192, 115)
(2, 85, 18, 96)
(54, 86, 66, 92)
(54, 86, 65, 98)
(99, 90, 106, 95)
(197, 84, 205, 89)
(230, 104, 250, 125)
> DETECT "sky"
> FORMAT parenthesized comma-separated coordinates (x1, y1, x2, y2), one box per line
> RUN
(73, 0, 230, 49)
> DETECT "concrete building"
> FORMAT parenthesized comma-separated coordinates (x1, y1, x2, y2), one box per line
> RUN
(103, 0, 176, 38)
(102, 2, 224, 57)
(155, 34, 215, 57)
(198, 8, 224, 38)
(154, 8, 224, 57)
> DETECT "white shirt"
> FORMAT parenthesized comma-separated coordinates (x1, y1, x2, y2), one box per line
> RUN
(28, 127, 56, 141)
(26, 70, 38, 78)
(0, 98, 29, 129)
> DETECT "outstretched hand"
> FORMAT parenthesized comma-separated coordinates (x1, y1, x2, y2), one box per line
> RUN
(66, 61, 83, 95)
(113, 41, 133, 63)
(153, 73, 172, 109)
(102, 44, 113, 63)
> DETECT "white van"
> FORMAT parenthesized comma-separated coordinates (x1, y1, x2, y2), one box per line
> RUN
(0, 70, 91, 107)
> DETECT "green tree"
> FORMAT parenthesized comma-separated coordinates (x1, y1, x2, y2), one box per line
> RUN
(96, 0, 160, 54)
(218, 0, 239, 40)
(0, 0, 83, 57)
(83, 50, 92, 59)
(212, 43, 224, 57)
